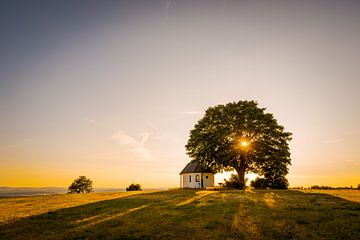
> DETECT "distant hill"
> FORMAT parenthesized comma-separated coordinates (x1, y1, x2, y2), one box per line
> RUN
(0, 187, 67, 197)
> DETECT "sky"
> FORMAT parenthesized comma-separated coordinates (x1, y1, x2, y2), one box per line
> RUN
(0, 0, 359, 188)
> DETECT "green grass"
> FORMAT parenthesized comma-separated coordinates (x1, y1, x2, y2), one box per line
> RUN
(0, 189, 359, 239)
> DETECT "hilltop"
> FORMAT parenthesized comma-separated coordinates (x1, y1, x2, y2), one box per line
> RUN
(0, 190, 359, 239)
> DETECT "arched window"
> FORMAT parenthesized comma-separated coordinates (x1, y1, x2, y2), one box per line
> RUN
(206, 176, 208, 179)
(196, 175, 200, 182)
(189, 175, 191, 182)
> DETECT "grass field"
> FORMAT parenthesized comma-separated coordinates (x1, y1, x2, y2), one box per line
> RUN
(0, 189, 359, 239)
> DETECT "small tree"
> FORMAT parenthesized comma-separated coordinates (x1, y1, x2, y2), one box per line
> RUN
(68, 176, 94, 193)
(126, 183, 142, 191)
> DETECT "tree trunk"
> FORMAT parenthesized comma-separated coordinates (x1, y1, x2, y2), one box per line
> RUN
(235, 167, 246, 189)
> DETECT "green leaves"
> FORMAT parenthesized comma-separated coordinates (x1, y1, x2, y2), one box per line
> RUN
(68, 176, 94, 194)
(186, 100, 292, 188)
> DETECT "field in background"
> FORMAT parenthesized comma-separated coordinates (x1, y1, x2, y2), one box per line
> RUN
(0, 190, 359, 239)
(300, 189, 360, 203)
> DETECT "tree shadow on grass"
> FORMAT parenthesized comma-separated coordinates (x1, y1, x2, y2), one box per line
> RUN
(0, 190, 200, 239)
(0, 190, 359, 240)
(227, 190, 360, 240)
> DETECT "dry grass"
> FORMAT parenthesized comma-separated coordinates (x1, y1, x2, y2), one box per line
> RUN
(0, 191, 154, 224)
(300, 189, 360, 203)
(0, 190, 359, 239)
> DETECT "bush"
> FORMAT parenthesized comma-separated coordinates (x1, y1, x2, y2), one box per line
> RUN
(126, 183, 142, 191)
(250, 177, 269, 189)
(271, 177, 289, 189)
(223, 174, 246, 189)
(250, 176, 289, 189)
(68, 176, 94, 193)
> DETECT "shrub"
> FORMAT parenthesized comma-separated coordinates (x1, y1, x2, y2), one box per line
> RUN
(250, 176, 288, 189)
(68, 176, 94, 193)
(126, 183, 142, 191)
(250, 177, 269, 189)
(271, 177, 289, 189)
(223, 174, 246, 189)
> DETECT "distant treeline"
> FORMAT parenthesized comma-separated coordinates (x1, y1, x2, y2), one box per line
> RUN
(291, 184, 360, 190)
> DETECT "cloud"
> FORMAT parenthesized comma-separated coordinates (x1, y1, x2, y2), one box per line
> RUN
(112, 131, 139, 147)
(346, 160, 360, 166)
(142, 117, 159, 131)
(323, 139, 342, 143)
(85, 118, 96, 124)
(131, 147, 151, 159)
(112, 131, 150, 159)
(179, 111, 202, 115)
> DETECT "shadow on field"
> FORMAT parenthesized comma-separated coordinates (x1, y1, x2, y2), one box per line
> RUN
(0, 190, 359, 240)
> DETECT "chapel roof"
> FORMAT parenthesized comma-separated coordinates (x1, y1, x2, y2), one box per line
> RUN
(179, 160, 214, 174)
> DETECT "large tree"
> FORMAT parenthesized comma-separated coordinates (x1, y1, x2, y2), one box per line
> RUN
(186, 100, 292, 188)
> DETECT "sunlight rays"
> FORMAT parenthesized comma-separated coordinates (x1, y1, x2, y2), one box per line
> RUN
(77, 204, 149, 228)
(176, 190, 218, 207)
(263, 192, 277, 208)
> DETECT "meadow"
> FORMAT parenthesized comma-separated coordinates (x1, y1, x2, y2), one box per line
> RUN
(0, 189, 359, 240)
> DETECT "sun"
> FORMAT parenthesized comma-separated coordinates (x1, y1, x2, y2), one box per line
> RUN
(241, 141, 249, 147)
(237, 138, 250, 150)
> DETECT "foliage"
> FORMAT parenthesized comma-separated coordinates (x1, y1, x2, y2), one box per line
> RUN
(250, 177, 269, 189)
(68, 176, 94, 194)
(126, 183, 142, 191)
(271, 176, 289, 189)
(186, 100, 292, 188)
(250, 176, 288, 189)
(222, 174, 246, 189)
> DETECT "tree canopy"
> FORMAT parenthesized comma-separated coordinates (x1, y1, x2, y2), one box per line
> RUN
(185, 100, 292, 189)
(126, 183, 142, 191)
(68, 176, 94, 193)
